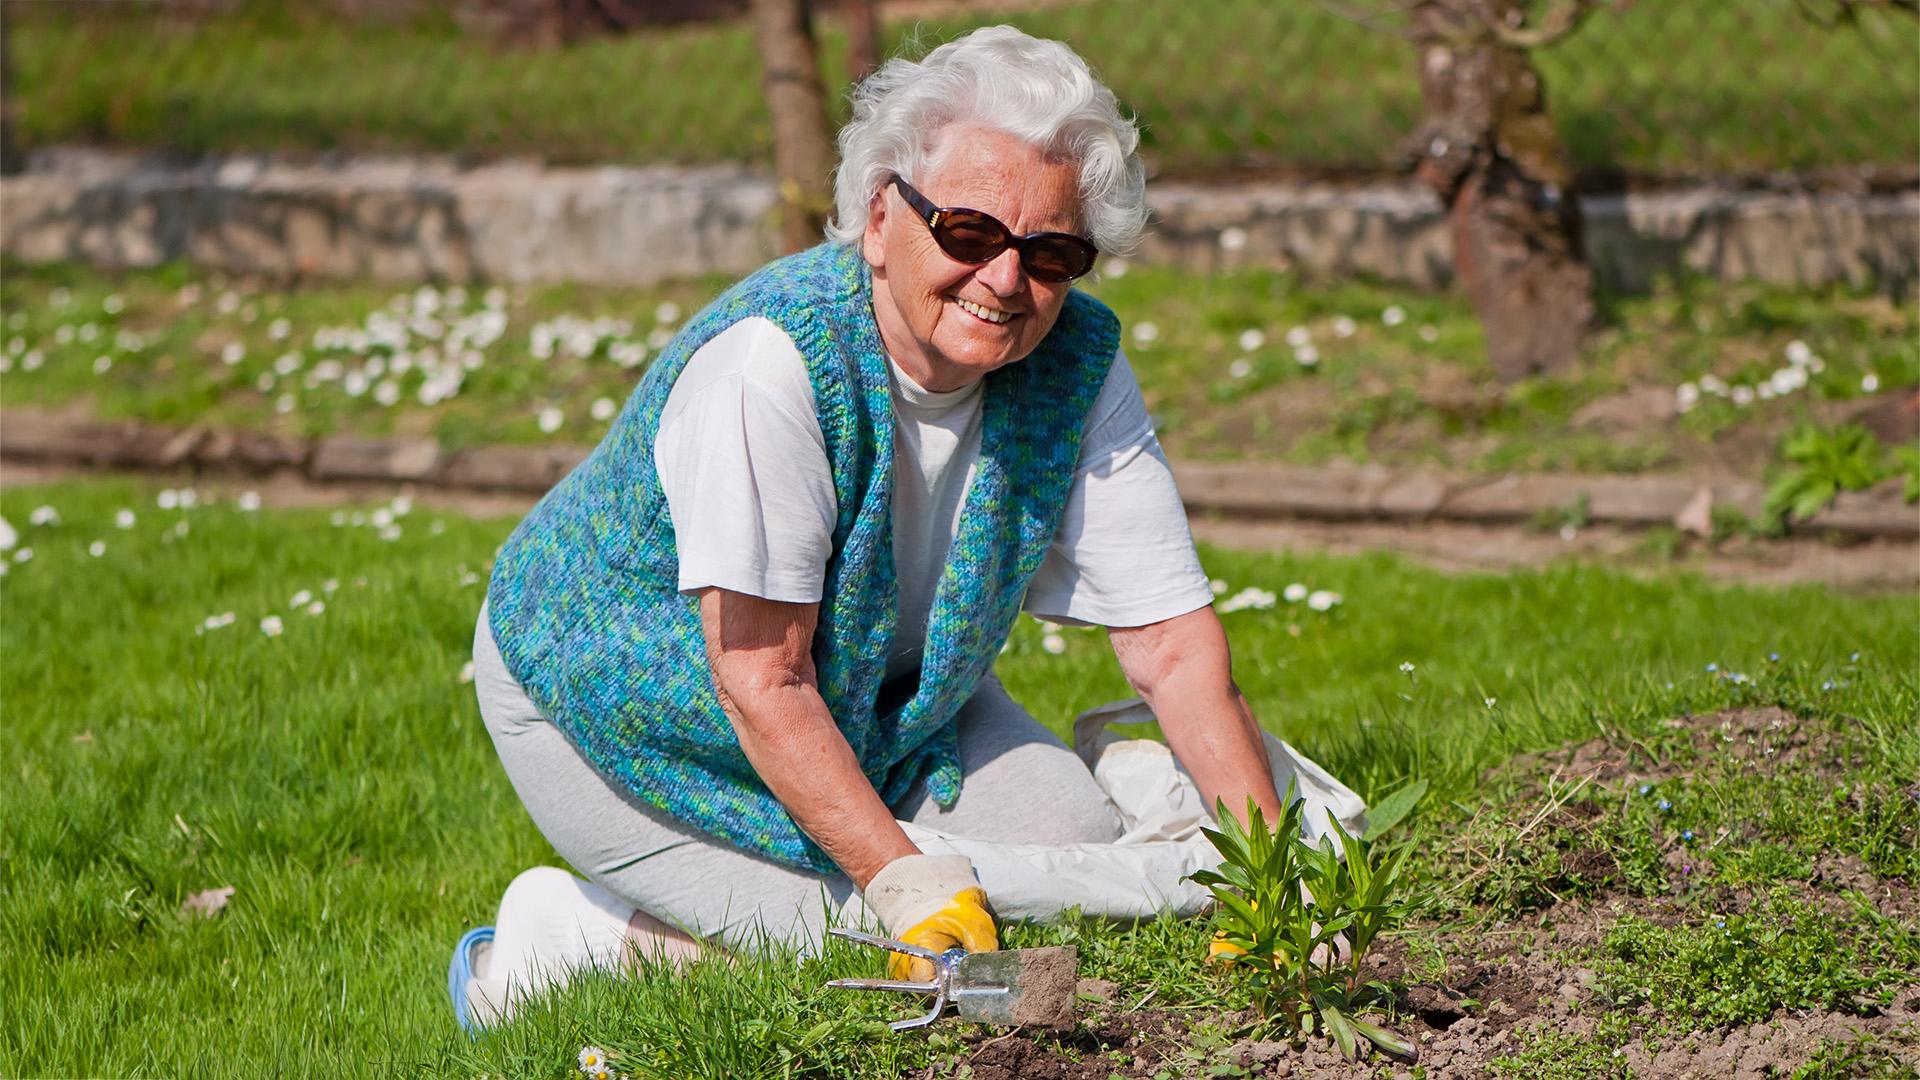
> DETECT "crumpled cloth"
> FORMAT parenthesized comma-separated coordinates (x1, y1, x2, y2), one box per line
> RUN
(900, 698, 1367, 921)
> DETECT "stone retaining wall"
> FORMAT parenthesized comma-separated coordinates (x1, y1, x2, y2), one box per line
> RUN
(4, 148, 1914, 292)
(4, 409, 1912, 538)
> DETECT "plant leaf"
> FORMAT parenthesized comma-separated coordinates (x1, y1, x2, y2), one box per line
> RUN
(1320, 1001, 1359, 1061)
(1361, 778, 1427, 841)
(1348, 1016, 1419, 1064)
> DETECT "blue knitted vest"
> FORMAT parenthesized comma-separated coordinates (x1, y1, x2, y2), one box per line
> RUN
(486, 241, 1118, 872)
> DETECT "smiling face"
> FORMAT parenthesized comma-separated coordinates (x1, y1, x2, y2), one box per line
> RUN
(862, 127, 1085, 391)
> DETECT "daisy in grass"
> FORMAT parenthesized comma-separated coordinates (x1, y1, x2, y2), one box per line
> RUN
(260, 616, 284, 638)
(1306, 589, 1342, 612)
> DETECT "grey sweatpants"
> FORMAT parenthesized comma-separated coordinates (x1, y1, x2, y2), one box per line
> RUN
(472, 603, 1122, 949)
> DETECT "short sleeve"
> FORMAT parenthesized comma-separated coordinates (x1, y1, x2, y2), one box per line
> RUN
(1023, 349, 1215, 628)
(653, 317, 837, 603)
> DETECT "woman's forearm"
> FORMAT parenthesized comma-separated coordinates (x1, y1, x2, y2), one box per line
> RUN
(1111, 607, 1285, 825)
(723, 678, 918, 888)
(698, 587, 916, 888)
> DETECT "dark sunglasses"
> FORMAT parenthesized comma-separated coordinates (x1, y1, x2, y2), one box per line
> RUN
(890, 176, 1099, 284)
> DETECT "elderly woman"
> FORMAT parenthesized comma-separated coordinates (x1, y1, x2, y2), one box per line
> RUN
(452, 26, 1289, 1028)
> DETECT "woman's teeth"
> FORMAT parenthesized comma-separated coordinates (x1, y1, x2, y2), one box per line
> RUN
(956, 298, 1014, 325)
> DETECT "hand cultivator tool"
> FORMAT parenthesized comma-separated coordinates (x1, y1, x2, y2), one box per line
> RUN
(824, 928, 1079, 1032)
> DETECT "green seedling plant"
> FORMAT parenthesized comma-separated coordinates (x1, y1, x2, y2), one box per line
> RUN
(1764, 422, 1887, 526)
(1189, 790, 1418, 1064)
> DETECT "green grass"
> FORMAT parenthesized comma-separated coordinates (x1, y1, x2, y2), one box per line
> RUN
(3, 258, 1913, 478)
(3, 475, 1913, 1077)
(12, 0, 1916, 177)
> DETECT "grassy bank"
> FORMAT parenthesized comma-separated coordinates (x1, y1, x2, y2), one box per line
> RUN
(11, 1, 1916, 177)
(2, 258, 1913, 484)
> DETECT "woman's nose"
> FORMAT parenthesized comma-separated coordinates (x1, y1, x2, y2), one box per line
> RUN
(974, 246, 1026, 296)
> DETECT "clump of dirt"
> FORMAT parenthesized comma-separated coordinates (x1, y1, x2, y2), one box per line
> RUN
(929, 708, 1920, 1079)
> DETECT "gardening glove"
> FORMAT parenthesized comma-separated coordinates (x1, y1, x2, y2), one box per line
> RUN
(862, 853, 998, 982)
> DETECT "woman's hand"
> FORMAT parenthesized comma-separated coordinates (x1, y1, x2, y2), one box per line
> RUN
(1108, 605, 1285, 826)
(697, 587, 919, 887)
(862, 853, 999, 981)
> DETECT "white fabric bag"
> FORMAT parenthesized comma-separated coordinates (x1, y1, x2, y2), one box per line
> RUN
(900, 698, 1368, 922)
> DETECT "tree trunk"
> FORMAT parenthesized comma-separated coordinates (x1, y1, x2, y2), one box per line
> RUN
(1, 0, 22, 176)
(750, 0, 835, 253)
(843, 0, 882, 82)
(1409, 0, 1594, 381)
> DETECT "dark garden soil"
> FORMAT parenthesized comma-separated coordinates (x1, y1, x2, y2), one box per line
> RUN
(925, 708, 1920, 1079)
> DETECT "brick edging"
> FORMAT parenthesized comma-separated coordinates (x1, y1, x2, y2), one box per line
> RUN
(2, 409, 1914, 539)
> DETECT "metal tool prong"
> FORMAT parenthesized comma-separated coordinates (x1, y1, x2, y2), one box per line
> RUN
(824, 928, 960, 1031)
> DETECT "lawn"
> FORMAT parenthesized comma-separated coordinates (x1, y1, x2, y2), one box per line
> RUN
(3, 259, 1914, 489)
(2, 476, 1914, 1076)
(10, 0, 1916, 178)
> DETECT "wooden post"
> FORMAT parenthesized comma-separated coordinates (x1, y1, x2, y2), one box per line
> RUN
(749, 0, 836, 253)
(1408, 0, 1596, 381)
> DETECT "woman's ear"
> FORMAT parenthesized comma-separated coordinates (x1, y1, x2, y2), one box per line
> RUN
(860, 189, 888, 270)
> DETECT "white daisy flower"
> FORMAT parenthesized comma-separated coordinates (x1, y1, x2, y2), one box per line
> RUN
(330, 511, 347, 527)
(276, 394, 296, 414)
(204, 611, 235, 630)
(306, 600, 326, 616)
(1418, 325, 1439, 343)
(260, 615, 284, 637)
(1862, 373, 1881, 393)
(1293, 344, 1320, 367)
(88, 540, 106, 557)
(1209, 578, 1229, 595)
(1228, 358, 1253, 380)
(1399, 661, 1415, 674)
(1675, 383, 1699, 411)
(537, 406, 564, 434)
(1381, 306, 1406, 327)
(373, 380, 401, 407)
(0, 516, 16, 550)
(172, 520, 190, 538)
(1237, 329, 1265, 352)
(78, 322, 99, 343)
(103, 294, 125, 315)
(115, 509, 137, 530)
(12, 547, 32, 563)
(234, 490, 262, 513)
(290, 589, 314, 607)
(178, 488, 199, 509)
(590, 396, 618, 422)
(1102, 256, 1129, 279)
(654, 301, 681, 325)
(158, 489, 180, 510)
(93, 355, 113, 374)
(1219, 587, 1276, 613)
(371, 507, 395, 529)
(428, 520, 446, 536)
(1283, 583, 1308, 603)
(1306, 589, 1341, 612)
(1284, 326, 1311, 349)
(255, 373, 276, 393)
(221, 342, 246, 366)
(1784, 340, 1813, 366)
(1730, 386, 1754, 406)
(20, 350, 41, 371)
(484, 287, 508, 310)
(459, 661, 477, 684)
(269, 318, 291, 341)
(1041, 633, 1068, 655)
(1484, 697, 1497, 708)
(1218, 226, 1248, 252)
(323, 578, 340, 593)
(391, 495, 413, 516)
(29, 505, 59, 527)
(378, 524, 403, 542)
(1131, 322, 1160, 346)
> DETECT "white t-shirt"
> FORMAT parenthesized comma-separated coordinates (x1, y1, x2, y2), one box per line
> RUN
(653, 316, 1212, 679)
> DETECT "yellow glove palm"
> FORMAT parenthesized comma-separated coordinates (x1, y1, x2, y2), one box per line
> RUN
(889, 886, 998, 982)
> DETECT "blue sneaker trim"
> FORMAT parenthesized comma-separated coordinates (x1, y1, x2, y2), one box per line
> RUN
(448, 925, 495, 1035)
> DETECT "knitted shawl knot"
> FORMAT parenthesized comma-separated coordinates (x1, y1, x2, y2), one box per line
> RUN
(487, 242, 1118, 872)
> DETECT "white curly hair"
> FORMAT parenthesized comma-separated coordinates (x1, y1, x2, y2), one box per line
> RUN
(824, 25, 1147, 256)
